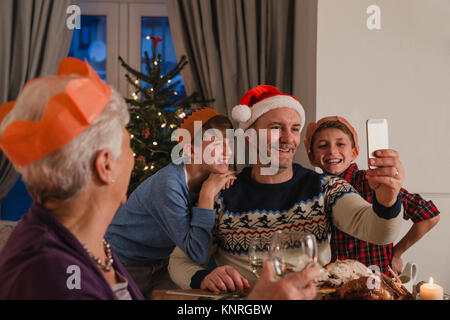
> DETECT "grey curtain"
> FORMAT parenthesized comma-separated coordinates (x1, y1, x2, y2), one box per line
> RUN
(168, 0, 317, 166)
(0, 0, 75, 213)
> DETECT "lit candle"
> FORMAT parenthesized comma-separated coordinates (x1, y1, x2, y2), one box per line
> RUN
(420, 277, 444, 300)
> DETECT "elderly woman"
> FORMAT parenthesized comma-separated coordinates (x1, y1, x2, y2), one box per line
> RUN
(0, 57, 143, 299)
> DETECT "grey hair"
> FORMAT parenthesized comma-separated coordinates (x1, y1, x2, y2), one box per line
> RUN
(0, 75, 130, 204)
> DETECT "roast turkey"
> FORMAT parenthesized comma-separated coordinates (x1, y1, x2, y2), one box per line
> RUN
(315, 259, 414, 300)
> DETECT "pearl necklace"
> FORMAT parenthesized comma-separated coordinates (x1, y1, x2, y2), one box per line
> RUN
(83, 239, 114, 272)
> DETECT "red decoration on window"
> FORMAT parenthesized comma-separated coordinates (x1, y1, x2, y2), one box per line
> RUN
(151, 37, 163, 50)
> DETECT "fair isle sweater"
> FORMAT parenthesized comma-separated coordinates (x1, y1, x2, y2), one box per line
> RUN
(168, 164, 404, 288)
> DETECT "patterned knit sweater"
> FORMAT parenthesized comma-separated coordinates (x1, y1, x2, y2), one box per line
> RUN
(169, 164, 404, 288)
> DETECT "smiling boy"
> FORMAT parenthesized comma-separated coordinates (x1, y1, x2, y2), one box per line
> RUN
(304, 116, 440, 275)
(106, 108, 239, 298)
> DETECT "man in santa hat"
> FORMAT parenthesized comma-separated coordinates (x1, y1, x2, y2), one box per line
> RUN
(168, 85, 405, 297)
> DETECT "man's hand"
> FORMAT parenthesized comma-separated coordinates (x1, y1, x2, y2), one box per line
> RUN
(200, 265, 250, 292)
(366, 149, 404, 207)
(247, 260, 324, 300)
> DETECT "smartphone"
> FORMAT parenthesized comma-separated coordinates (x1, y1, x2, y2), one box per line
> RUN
(366, 119, 389, 169)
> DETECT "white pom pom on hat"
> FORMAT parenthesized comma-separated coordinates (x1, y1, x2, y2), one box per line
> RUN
(231, 104, 252, 123)
(231, 85, 305, 131)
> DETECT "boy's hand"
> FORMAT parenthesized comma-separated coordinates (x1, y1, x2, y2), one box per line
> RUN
(366, 149, 404, 207)
(202, 171, 237, 195)
(222, 175, 236, 190)
(197, 171, 236, 209)
(391, 253, 403, 275)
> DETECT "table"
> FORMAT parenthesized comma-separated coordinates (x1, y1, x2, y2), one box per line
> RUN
(151, 289, 240, 300)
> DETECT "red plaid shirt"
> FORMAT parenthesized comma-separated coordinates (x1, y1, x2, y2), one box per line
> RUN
(330, 163, 440, 275)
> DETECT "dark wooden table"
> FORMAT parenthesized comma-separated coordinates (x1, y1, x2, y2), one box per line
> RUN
(151, 289, 234, 300)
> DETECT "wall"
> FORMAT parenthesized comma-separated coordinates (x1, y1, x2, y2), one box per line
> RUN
(292, 0, 318, 168)
(317, 0, 450, 290)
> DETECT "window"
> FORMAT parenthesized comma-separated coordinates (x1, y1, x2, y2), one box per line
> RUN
(67, 1, 186, 99)
(141, 17, 186, 98)
(68, 15, 107, 81)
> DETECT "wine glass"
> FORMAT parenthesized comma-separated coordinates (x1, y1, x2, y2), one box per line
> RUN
(269, 231, 318, 277)
(248, 235, 271, 278)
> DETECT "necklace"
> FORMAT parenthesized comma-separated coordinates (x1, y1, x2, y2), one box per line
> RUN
(83, 239, 114, 272)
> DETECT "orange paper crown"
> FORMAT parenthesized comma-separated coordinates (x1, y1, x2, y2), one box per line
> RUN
(178, 107, 220, 142)
(0, 57, 111, 166)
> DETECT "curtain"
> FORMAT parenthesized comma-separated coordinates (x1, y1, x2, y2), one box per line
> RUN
(0, 0, 76, 214)
(168, 0, 317, 166)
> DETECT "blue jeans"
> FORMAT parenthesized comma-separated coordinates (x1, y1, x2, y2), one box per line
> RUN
(124, 260, 179, 299)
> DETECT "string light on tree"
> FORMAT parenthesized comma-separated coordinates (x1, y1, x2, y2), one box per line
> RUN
(118, 35, 212, 193)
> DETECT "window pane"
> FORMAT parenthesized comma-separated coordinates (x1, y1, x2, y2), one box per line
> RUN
(141, 17, 186, 98)
(68, 15, 107, 81)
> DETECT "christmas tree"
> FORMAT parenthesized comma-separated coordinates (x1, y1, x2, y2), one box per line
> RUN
(119, 36, 211, 193)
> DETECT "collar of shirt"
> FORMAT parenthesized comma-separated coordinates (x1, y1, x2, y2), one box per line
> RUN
(339, 163, 359, 181)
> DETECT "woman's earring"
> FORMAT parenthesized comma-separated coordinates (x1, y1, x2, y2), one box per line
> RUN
(111, 179, 115, 184)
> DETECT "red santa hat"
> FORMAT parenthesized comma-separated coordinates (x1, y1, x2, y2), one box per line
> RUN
(231, 85, 305, 132)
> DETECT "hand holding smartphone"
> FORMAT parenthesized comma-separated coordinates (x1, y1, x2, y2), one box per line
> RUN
(366, 119, 389, 169)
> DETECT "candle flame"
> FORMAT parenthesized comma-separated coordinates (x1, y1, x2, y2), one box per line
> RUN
(429, 277, 434, 285)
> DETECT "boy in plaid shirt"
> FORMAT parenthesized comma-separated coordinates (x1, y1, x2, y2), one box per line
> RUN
(304, 116, 440, 275)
